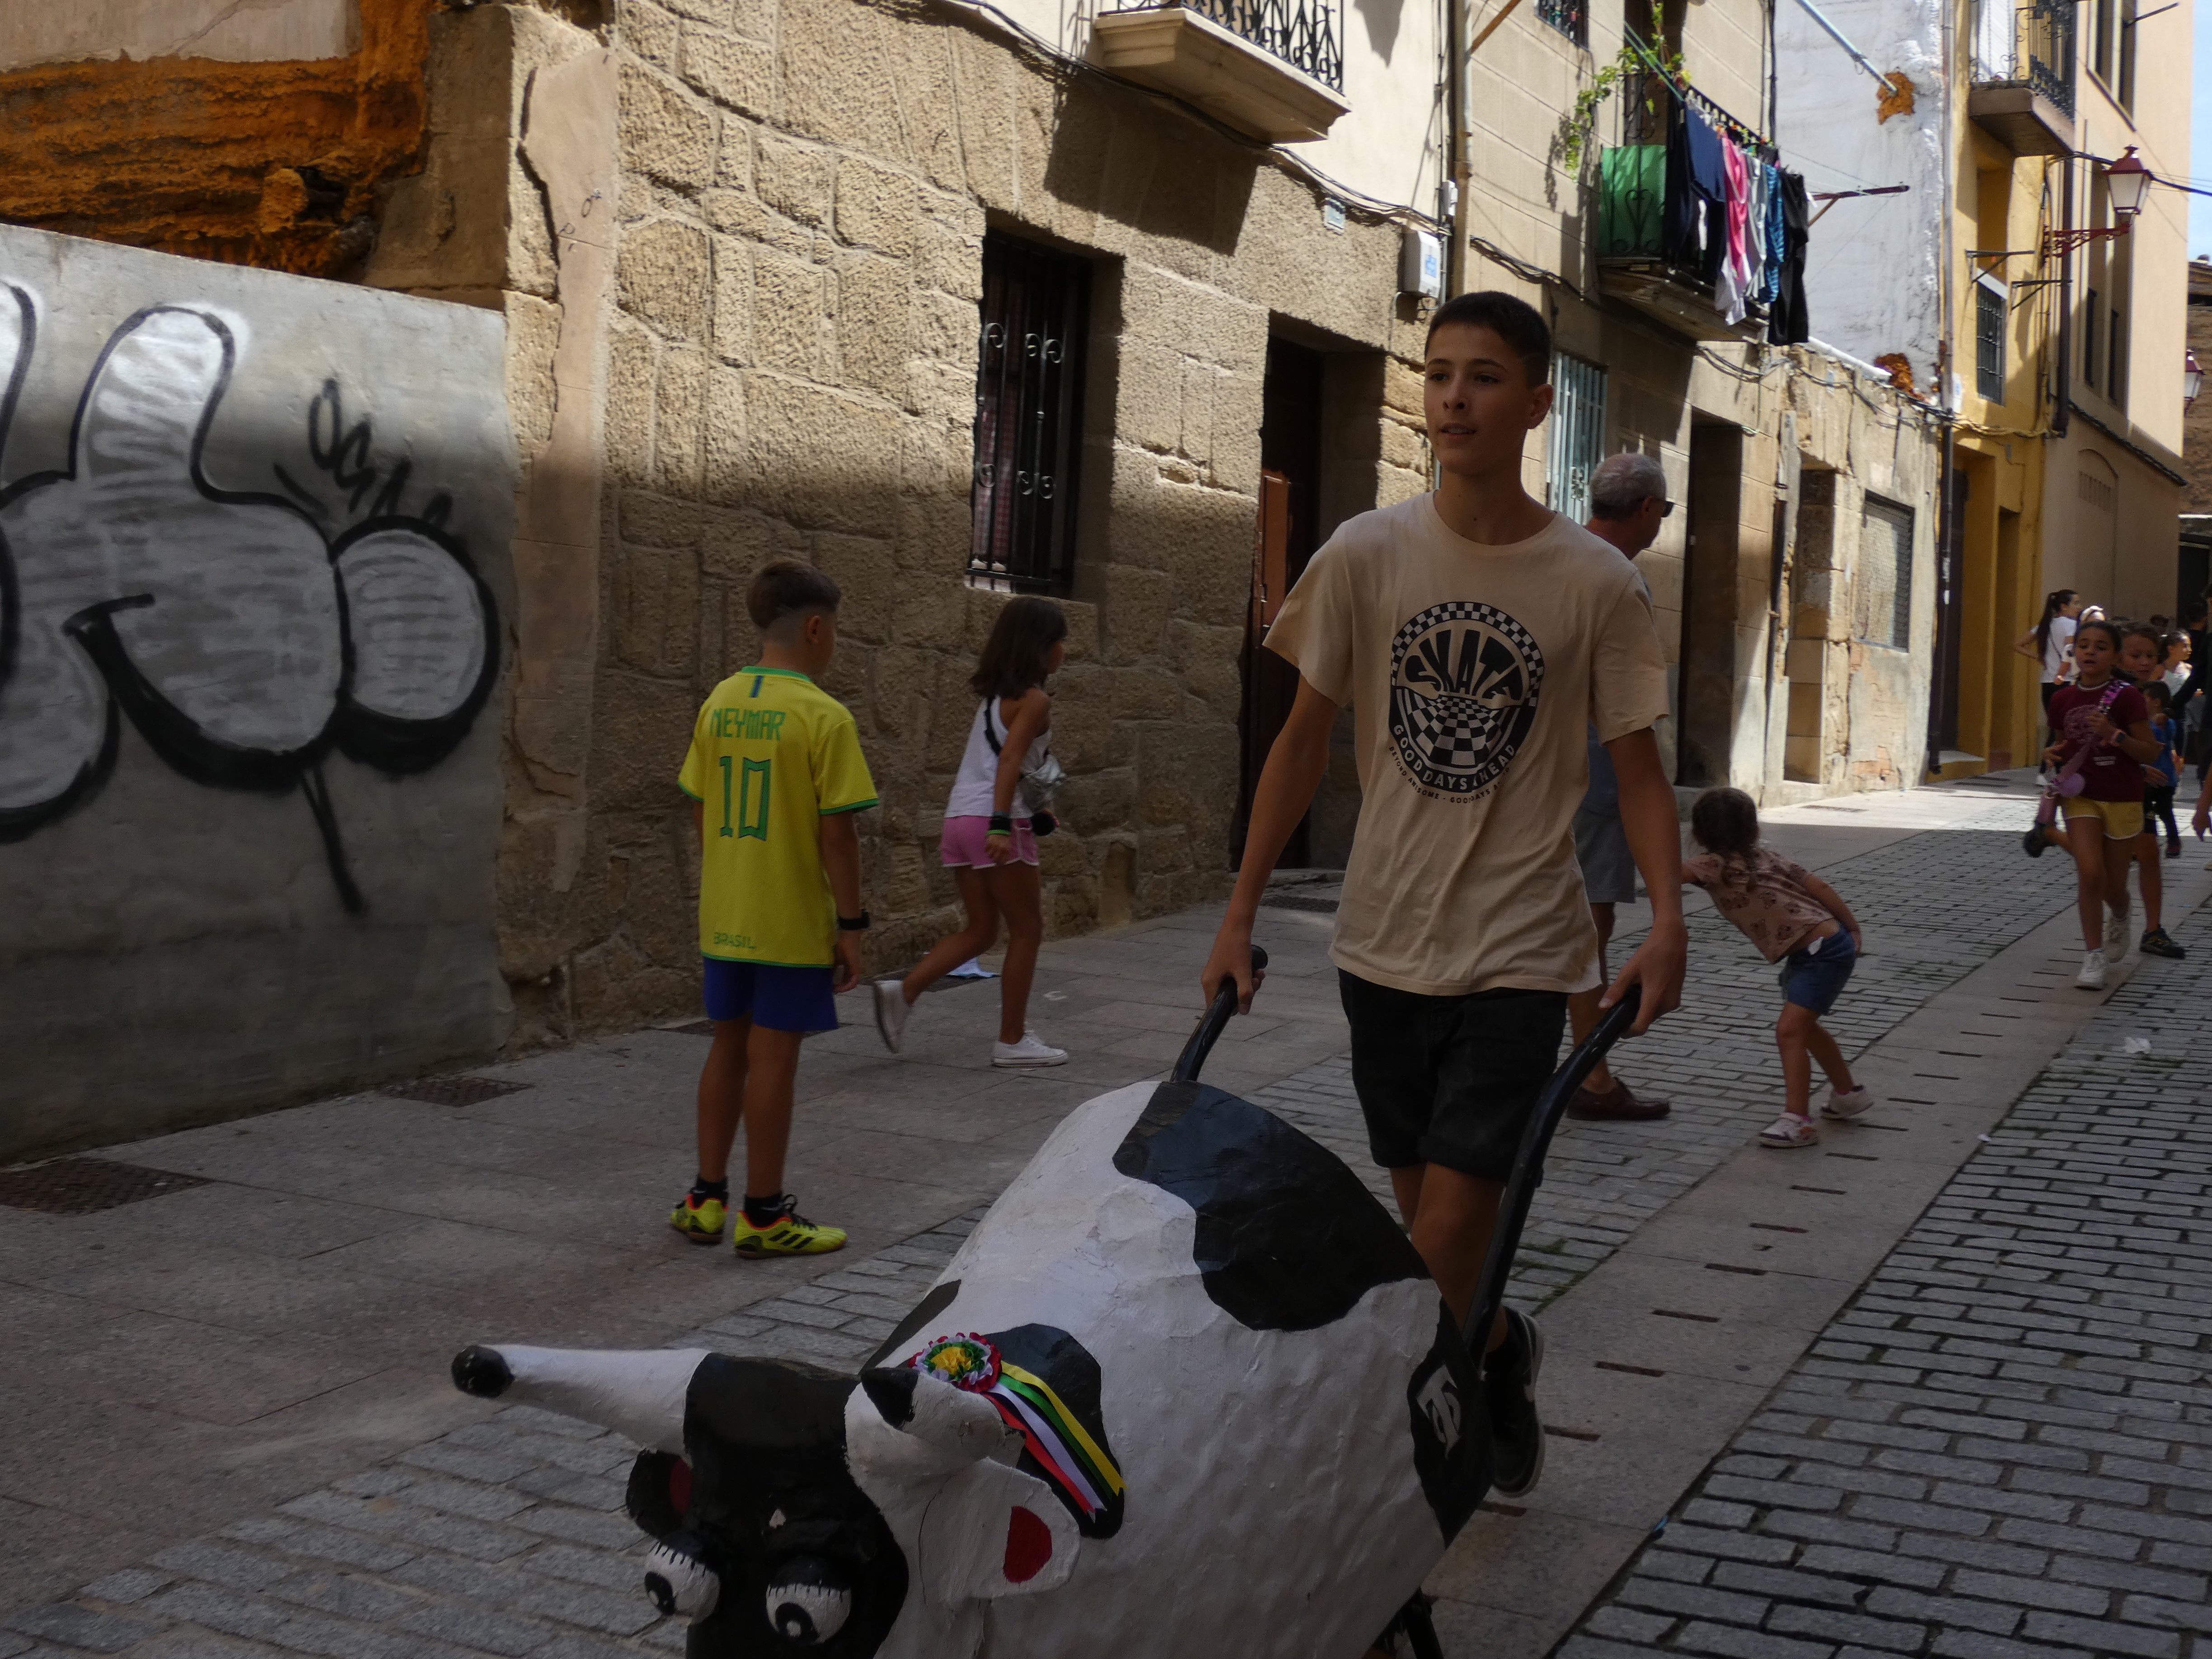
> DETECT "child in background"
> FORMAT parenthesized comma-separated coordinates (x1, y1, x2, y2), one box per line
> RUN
(2146, 682, 2183, 861)
(2120, 624, 2186, 960)
(873, 597, 1071, 1067)
(1684, 787, 1873, 1148)
(669, 560, 879, 1256)
(2043, 618, 2160, 988)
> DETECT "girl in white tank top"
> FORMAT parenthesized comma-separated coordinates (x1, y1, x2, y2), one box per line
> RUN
(871, 599, 1072, 1069)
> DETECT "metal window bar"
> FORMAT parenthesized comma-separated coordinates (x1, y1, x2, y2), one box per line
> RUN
(1975, 281, 2006, 401)
(1178, 0, 1344, 88)
(1536, 0, 1588, 46)
(970, 234, 1091, 595)
(1968, 0, 2076, 117)
(1856, 501, 1914, 651)
(1545, 355, 1608, 525)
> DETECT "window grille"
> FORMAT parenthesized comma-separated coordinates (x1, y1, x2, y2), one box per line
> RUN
(1545, 354, 1608, 525)
(1974, 278, 2006, 402)
(970, 233, 1091, 594)
(1181, 0, 1345, 88)
(1536, 0, 1589, 45)
(1855, 500, 1914, 651)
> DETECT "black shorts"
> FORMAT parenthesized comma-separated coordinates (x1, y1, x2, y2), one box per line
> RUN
(1339, 970, 1568, 1181)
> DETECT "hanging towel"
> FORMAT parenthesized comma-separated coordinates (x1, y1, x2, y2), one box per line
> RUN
(1745, 161, 1769, 310)
(1769, 170, 1811, 345)
(1715, 138, 1751, 324)
(1762, 163, 1786, 303)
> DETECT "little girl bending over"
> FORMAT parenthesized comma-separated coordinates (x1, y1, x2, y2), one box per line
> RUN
(873, 597, 1070, 1068)
(1685, 787, 1874, 1148)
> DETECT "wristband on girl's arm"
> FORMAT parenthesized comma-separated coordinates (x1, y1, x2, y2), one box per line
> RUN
(988, 813, 1013, 835)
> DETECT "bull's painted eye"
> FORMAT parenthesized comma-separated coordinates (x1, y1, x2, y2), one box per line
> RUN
(765, 1555, 851, 1645)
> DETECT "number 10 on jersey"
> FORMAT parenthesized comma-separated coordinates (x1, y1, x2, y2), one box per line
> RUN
(717, 755, 771, 840)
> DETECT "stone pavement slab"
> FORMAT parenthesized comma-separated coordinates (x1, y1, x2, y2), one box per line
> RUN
(5, 773, 2188, 1656)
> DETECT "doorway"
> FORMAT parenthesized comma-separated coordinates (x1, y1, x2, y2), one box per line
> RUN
(1233, 337, 1326, 869)
(1676, 422, 1742, 786)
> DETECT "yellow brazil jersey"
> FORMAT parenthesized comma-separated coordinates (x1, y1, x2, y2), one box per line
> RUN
(677, 667, 878, 967)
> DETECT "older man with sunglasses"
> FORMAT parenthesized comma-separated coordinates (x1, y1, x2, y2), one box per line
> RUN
(1566, 452, 1675, 1121)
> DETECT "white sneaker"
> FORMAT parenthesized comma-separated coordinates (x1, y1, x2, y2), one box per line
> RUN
(2076, 948, 2107, 990)
(872, 979, 911, 1054)
(1822, 1085, 1876, 1120)
(2104, 902, 2132, 958)
(992, 1032, 1068, 1068)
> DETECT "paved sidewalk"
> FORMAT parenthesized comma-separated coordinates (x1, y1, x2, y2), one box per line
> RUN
(3, 777, 2196, 1657)
(1563, 886, 2212, 1659)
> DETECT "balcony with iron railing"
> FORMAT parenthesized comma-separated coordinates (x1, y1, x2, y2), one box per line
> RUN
(1091, 0, 1350, 143)
(1968, 0, 2076, 155)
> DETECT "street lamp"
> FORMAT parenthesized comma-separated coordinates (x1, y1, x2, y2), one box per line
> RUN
(2043, 149, 2156, 258)
(2186, 348, 2204, 411)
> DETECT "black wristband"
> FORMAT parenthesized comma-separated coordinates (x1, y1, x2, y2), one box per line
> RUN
(988, 813, 1014, 834)
(837, 910, 871, 931)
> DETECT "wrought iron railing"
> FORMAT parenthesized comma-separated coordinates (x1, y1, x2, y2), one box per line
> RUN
(1181, 0, 1344, 89)
(1969, 0, 2075, 115)
(1536, 0, 1589, 47)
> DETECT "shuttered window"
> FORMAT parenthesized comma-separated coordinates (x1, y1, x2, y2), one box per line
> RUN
(1855, 499, 1914, 650)
(970, 232, 1090, 593)
(1545, 354, 1607, 525)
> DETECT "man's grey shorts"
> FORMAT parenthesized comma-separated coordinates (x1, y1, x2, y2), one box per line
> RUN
(1574, 807, 1636, 904)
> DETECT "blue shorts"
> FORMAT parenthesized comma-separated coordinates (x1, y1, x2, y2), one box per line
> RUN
(1778, 928, 1856, 1015)
(702, 959, 839, 1033)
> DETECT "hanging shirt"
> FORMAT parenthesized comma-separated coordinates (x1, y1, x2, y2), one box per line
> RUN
(1762, 164, 1786, 302)
(1667, 106, 1729, 269)
(1769, 171, 1812, 345)
(1715, 139, 1751, 324)
(1745, 161, 1769, 308)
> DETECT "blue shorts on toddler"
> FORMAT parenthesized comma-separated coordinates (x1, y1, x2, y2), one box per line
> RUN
(1777, 928, 1856, 1015)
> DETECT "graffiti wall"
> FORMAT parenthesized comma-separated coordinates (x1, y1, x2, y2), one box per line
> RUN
(0, 225, 516, 1159)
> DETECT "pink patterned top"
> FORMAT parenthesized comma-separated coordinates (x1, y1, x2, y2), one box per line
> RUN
(1684, 848, 1838, 963)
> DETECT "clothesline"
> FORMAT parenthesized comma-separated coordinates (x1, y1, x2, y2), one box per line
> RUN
(1621, 30, 1774, 161)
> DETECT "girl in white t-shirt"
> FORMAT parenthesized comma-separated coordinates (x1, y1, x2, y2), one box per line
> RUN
(2015, 589, 2082, 769)
(871, 598, 1070, 1069)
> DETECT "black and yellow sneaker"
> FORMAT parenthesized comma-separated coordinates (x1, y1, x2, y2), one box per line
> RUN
(732, 1194, 847, 1257)
(668, 1192, 727, 1245)
(2140, 926, 2188, 959)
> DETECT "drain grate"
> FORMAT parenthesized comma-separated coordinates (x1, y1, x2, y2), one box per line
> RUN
(382, 1075, 533, 1106)
(0, 1158, 210, 1215)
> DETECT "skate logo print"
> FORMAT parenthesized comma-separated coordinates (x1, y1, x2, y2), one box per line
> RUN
(1387, 600, 1543, 797)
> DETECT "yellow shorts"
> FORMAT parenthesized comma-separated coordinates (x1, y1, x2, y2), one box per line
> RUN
(2061, 797, 2144, 839)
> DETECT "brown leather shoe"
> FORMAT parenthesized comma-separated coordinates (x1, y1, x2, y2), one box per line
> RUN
(1567, 1080, 1671, 1120)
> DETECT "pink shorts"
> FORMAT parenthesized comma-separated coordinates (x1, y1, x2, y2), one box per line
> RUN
(940, 814, 1040, 867)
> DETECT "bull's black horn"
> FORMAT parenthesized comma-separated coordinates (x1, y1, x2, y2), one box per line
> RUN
(859, 1365, 919, 1427)
(451, 1345, 514, 1399)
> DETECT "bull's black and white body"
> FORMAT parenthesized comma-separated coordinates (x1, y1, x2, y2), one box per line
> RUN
(452, 1071, 1496, 1657)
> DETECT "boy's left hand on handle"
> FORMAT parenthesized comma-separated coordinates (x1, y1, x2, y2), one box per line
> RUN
(832, 932, 863, 994)
(1600, 918, 1686, 1035)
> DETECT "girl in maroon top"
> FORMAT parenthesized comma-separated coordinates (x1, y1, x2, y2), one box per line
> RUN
(2042, 619, 2161, 989)
(2118, 624, 2187, 960)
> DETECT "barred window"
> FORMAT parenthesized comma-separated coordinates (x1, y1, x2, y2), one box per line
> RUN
(1545, 353, 1607, 523)
(1537, 0, 1589, 44)
(970, 232, 1091, 594)
(1855, 499, 1914, 651)
(1974, 277, 2006, 402)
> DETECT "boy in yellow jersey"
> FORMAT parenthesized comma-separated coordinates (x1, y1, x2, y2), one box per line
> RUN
(670, 561, 878, 1256)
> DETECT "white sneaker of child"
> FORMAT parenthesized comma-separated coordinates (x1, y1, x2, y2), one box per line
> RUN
(2104, 900, 2132, 959)
(1758, 1113, 1820, 1148)
(2076, 948, 2107, 990)
(872, 979, 912, 1054)
(992, 1031, 1068, 1068)
(1822, 1085, 1876, 1120)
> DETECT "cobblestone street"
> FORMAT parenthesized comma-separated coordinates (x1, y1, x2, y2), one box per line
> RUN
(5, 781, 2210, 1658)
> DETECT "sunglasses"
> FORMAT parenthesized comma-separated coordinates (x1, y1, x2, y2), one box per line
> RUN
(1658, 499, 1676, 517)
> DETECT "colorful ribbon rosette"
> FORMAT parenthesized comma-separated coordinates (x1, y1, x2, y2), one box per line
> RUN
(911, 1335, 1125, 1528)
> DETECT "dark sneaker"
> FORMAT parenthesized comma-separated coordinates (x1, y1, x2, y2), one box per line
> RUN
(1483, 1308, 1546, 1498)
(2167, 836, 2183, 860)
(2022, 825, 2050, 858)
(2139, 927, 2187, 959)
(1567, 1080, 1671, 1120)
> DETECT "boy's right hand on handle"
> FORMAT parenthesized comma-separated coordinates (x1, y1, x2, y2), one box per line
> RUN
(1201, 923, 1265, 1015)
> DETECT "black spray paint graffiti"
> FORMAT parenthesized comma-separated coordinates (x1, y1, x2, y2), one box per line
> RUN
(0, 289, 499, 912)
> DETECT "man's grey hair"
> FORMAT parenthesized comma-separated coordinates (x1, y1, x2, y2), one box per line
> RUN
(1588, 452, 1668, 519)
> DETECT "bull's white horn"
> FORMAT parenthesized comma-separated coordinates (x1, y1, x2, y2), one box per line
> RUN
(450, 1344, 706, 1453)
(859, 1364, 1017, 1463)
(642, 1542, 719, 1624)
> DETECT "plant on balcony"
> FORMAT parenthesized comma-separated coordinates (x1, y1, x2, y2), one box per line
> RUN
(1558, 4, 1684, 170)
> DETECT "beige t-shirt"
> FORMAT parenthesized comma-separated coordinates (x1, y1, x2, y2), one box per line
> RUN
(1264, 496, 1670, 997)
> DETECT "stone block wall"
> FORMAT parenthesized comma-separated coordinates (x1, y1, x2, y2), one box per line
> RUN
(498, 0, 1427, 1040)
